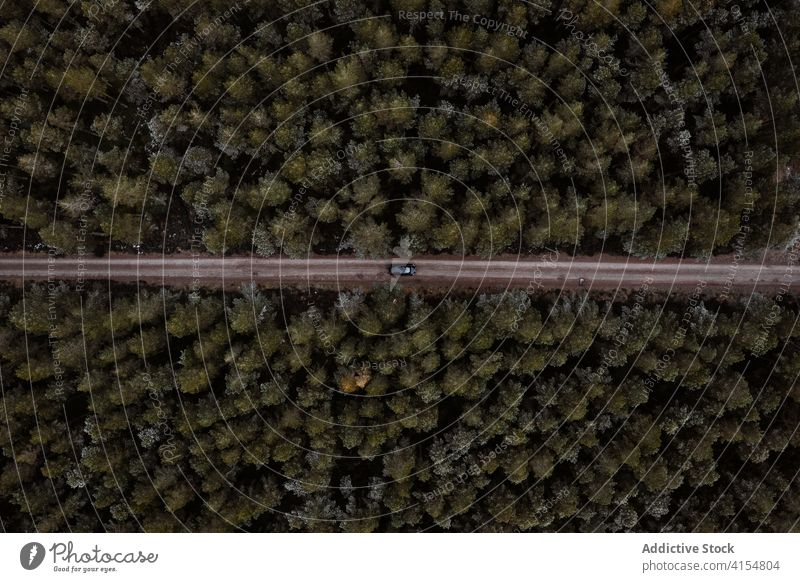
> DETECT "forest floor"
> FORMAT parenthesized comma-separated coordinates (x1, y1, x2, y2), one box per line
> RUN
(0, 251, 795, 295)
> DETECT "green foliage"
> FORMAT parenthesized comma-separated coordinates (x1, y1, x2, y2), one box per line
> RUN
(1, 1, 796, 257)
(1, 282, 798, 532)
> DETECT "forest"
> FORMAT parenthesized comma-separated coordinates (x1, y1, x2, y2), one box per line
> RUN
(0, 0, 798, 257)
(1, 0, 799, 536)
(1, 282, 798, 532)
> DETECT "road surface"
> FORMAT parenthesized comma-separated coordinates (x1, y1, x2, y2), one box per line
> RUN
(0, 253, 795, 293)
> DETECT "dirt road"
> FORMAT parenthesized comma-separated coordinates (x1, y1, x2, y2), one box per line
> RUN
(0, 253, 794, 293)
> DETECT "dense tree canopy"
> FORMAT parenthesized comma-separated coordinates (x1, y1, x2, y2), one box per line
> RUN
(1, 282, 798, 532)
(1, 0, 799, 536)
(0, 0, 798, 257)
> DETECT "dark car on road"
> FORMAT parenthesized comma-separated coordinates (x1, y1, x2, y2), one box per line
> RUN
(390, 263, 416, 276)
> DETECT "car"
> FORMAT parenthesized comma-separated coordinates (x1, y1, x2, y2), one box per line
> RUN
(390, 263, 417, 276)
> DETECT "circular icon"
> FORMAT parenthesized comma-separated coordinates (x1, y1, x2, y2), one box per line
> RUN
(20, 542, 46, 570)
